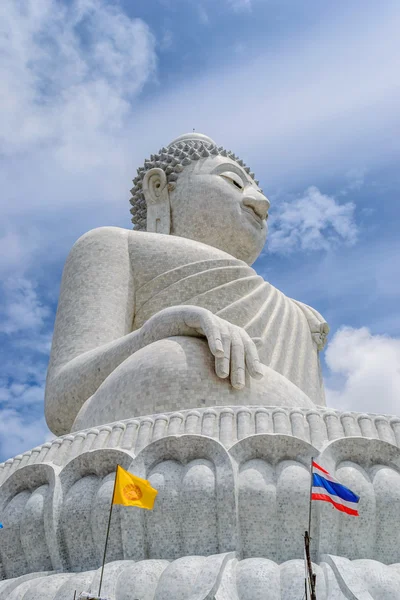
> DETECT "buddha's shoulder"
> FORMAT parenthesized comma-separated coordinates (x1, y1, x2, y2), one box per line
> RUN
(72, 228, 225, 251)
(69, 227, 247, 265)
(65, 227, 133, 267)
(127, 230, 240, 261)
(73, 226, 131, 245)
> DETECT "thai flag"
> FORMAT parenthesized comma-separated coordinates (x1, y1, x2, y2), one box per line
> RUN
(312, 461, 360, 516)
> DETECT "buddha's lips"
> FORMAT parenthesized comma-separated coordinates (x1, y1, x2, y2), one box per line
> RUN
(241, 205, 266, 227)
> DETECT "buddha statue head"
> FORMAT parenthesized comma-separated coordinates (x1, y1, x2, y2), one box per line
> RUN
(129, 133, 270, 265)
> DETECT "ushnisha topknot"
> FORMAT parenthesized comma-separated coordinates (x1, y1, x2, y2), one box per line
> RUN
(129, 133, 260, 231)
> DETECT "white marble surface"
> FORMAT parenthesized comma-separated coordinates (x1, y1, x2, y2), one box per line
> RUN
(2, 554, 400, 599)
(2, 406, 400, 487)
(2, 425, 400, 584)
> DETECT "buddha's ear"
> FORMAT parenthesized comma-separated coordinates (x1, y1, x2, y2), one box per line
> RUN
(142, 168, 171, 234)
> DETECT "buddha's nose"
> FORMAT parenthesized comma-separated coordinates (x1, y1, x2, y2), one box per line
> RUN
(242, 191, 270, 220)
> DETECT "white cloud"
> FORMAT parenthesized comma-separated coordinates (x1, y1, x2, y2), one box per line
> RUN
(197, 4, 210, 25)
(0, 0, 156, 166)
(0, 383, 45, 408)
(0, 274, 53, 462)
(0, 0, 157, 279)
(0, 229, 39, 276)
(227, 0, 252, 11)
(131, 1, 400, 190)
(267, 186, 358, 253)
(342, 168, 367, 193)
(0, 405, 51, 460)
(0, 278, 50, 335)
(1, 0, 398, 249)
(160, 28, 174, 50)
(325, 327, 400, 416)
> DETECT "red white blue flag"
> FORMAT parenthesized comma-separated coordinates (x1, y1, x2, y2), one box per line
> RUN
(312, 461, 360, 516)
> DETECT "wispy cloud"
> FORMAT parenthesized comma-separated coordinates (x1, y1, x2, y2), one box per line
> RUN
(2, 0, 399, 234)
(0, 0, 158, 275)
(118, 3, 400, 212)
(0, 229, 40, 277)
(197, 4, 210, 25)
(227, 0, 252, 11)
(325, 327, 400, 416)
(1, 278, 50, 335)
(268, 186, 358, 253)
(0, 0, 156, 164)
(342, 168, 367, 194)
(0, 405, 51, 460)
(0, 275, 54, 461)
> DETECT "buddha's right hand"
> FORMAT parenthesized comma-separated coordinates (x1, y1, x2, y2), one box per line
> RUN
(138, 305, 263, 390)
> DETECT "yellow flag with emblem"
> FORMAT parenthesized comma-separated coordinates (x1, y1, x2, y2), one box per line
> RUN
(112, 465, 158, 510)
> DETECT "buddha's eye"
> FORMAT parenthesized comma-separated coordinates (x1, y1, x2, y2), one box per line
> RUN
(220, 171, 244, 191)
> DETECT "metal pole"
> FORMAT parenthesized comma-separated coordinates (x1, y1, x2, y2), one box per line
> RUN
(305, 531, 317, 600)
(98, 466, 118, 598)
(304, 457, 317, 599)
(308, 457, 314, 538)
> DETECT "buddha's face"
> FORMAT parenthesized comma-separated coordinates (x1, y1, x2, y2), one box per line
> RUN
(169, 155, 270, 264)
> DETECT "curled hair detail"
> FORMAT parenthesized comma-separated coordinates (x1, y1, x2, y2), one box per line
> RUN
(129, 140, 259, 231)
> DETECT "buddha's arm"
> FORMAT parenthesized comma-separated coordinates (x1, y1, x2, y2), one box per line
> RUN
(45, 227, 138, 435)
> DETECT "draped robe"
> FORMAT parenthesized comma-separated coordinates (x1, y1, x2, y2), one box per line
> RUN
(130, 232, 328, 405)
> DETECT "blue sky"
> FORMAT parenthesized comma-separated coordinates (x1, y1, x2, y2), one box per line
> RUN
(1, 0, 400, 462)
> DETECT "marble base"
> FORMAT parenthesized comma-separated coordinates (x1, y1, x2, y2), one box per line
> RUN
(1, 405, 400, 599)
(2, 554, 400, 599)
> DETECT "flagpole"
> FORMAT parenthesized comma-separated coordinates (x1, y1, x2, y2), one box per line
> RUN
(98, 465, 119, 598)
(304, 530, 316, 600)
(308, 457, 314, 537)
(304, 457, 317, 600)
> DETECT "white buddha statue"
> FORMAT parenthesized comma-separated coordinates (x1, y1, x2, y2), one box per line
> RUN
(45, 133, 329, 435)
(2, 133, 400, 600)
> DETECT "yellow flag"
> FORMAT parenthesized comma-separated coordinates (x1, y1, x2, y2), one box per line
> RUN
(112, 465, 158, 510)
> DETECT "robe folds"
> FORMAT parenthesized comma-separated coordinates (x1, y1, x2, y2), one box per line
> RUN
(132, 251, 328, 406)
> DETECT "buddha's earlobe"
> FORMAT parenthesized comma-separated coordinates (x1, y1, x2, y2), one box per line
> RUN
(142, 168, 171, 234)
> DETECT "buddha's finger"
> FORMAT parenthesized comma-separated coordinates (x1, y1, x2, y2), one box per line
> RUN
(184, 310, 224, 356)
(215, 328, 231, 378)
(243, 334, 264, 380)
(230, 328, 245, 389)
(252, 337, 264, 350)
(203, 317, 224, 357)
